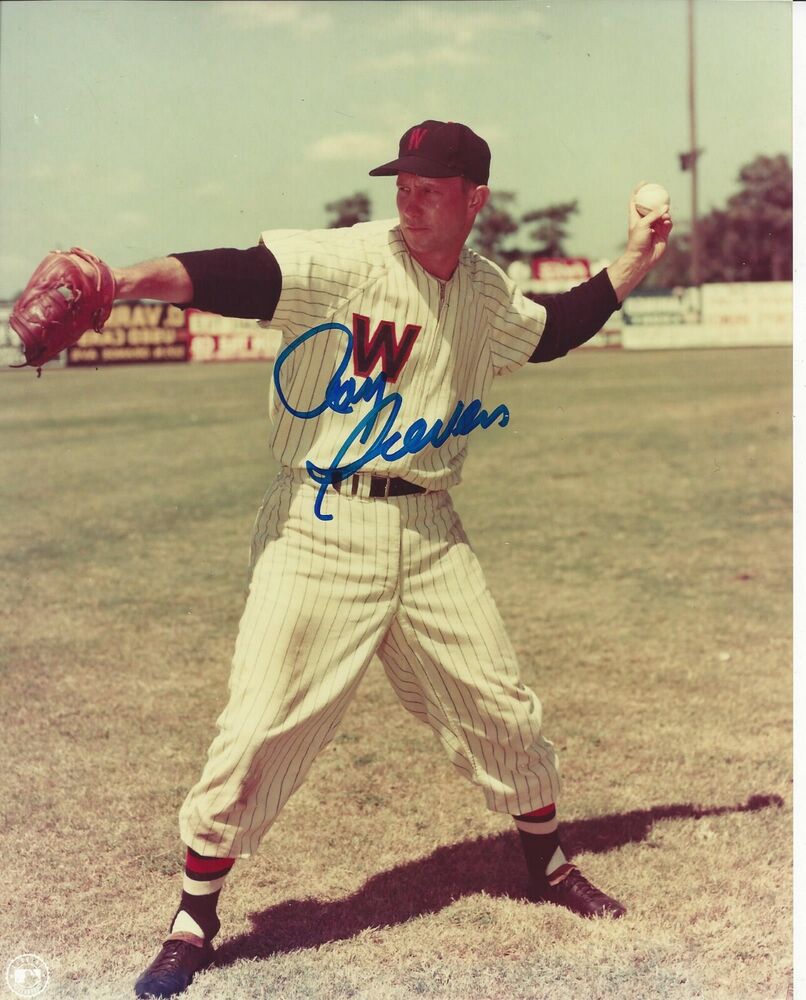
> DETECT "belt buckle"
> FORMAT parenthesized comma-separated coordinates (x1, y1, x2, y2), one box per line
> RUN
(367, 475, 392, 499)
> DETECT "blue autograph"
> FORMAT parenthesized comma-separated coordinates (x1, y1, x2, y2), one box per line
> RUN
(273, 322, 510, 521)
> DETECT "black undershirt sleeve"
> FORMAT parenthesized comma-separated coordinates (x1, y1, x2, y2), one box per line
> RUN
(168, 245, 282, 321)
(527, 268, 620, 363)
(166, 246, 615, 353)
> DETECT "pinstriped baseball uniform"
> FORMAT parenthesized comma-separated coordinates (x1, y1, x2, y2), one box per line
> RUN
(179, 218, 561, 858)
(263, 220, 541, 492)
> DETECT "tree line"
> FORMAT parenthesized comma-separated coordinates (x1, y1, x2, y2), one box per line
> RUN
(324, 153, 792, 286)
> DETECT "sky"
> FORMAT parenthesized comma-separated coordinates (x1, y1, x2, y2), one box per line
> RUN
(0, 0, 794, 299)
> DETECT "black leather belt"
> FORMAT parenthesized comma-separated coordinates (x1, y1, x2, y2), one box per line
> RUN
(332, 474, 426, 499)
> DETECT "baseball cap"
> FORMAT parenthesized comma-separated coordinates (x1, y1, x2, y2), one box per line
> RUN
(369, 120, 490, 185)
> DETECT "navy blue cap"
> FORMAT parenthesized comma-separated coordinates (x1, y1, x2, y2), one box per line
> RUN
(369, 120, 490, 185)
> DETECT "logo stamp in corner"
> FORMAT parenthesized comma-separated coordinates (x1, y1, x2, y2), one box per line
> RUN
(5, 955, 50, 998)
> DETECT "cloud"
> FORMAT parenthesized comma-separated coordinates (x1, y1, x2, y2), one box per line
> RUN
(307, 131, 390, 163)
(26, 163, 145, 198)
(186, 180, 228, 200)
(113, 210, 150, 231)
(363, 45, 477, 72)
(29, 161, 86, 182)
(0, 253, 30, 274)
(357, 4, 544, 71)
(416, 4, 544, 44)
(211, 1, 332, 33)
(111, 167, 147, 197)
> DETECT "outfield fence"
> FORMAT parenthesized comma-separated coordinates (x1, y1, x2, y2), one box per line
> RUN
(0, 281, 792, 372)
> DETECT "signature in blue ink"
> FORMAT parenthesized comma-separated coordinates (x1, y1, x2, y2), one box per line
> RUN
(273, 322, 509, 521)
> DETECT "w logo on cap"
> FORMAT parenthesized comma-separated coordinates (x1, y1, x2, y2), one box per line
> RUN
(407, 127, 428, 151)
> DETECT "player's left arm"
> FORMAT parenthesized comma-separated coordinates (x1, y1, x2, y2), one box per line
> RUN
(528, 193, 672, 364)
(527, 270, 618, 363)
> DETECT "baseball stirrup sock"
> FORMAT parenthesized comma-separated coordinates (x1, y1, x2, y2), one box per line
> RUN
(513, 804, 571, 884)
(170, 847, 236, 941)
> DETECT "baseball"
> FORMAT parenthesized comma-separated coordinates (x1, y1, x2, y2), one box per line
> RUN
(634, 182, 670, 217)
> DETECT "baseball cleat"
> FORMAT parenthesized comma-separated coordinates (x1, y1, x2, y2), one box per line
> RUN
(134, 933, 215, 998)
(530, 866, 627, 919)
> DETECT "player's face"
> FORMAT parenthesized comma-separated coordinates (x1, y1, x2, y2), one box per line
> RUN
(395, 173, 479, 263)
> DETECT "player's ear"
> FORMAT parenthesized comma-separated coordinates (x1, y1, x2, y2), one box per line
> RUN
(469, 184, 490, 215)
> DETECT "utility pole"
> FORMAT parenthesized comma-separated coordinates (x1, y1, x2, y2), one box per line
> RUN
(687, 0, 700, 287)
(679, 0, 703, 286)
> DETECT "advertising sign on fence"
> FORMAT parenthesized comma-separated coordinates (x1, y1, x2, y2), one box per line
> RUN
(188, 329, 282, 362)
(530, 257, 591, 286)
(621, 282, 791, 349)
(510, 257, 622, 348)
(186, 310, 282, 362)
(0, 305, 25, 368)
(701, 282, 791, 331)
(68, 302, 188, 366)
(0, 305, 67, 370)
(621, 287, 702, 326)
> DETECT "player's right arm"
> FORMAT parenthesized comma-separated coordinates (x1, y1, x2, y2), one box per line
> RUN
(113, 245, 282, 321)
(114, 256, 193, 303)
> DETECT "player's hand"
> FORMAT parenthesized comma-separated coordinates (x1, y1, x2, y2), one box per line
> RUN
(625, 181, 673, 270)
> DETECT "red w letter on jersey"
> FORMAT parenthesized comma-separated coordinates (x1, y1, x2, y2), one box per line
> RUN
(352, 313, 421, 383)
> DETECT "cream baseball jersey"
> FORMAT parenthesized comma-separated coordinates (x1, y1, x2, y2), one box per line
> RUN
(260, 219, 548, 503)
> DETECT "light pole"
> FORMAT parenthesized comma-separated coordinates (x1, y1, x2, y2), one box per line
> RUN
(688, 0, 700, 287)
(680, 0, 703, 287)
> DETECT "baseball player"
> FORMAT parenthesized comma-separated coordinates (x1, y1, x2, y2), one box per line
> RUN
(12, 120, 671, 999)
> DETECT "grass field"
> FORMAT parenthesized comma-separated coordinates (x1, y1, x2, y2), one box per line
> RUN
(0, 347, 791, 1000)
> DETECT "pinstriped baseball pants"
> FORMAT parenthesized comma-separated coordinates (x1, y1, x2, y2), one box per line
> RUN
(179, 470, 560, 857)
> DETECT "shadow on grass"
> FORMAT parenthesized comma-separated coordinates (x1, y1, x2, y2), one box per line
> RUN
(214, 792, 783, 963)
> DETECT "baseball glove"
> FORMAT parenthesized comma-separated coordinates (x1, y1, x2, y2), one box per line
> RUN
(9, 247, 116, 372)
